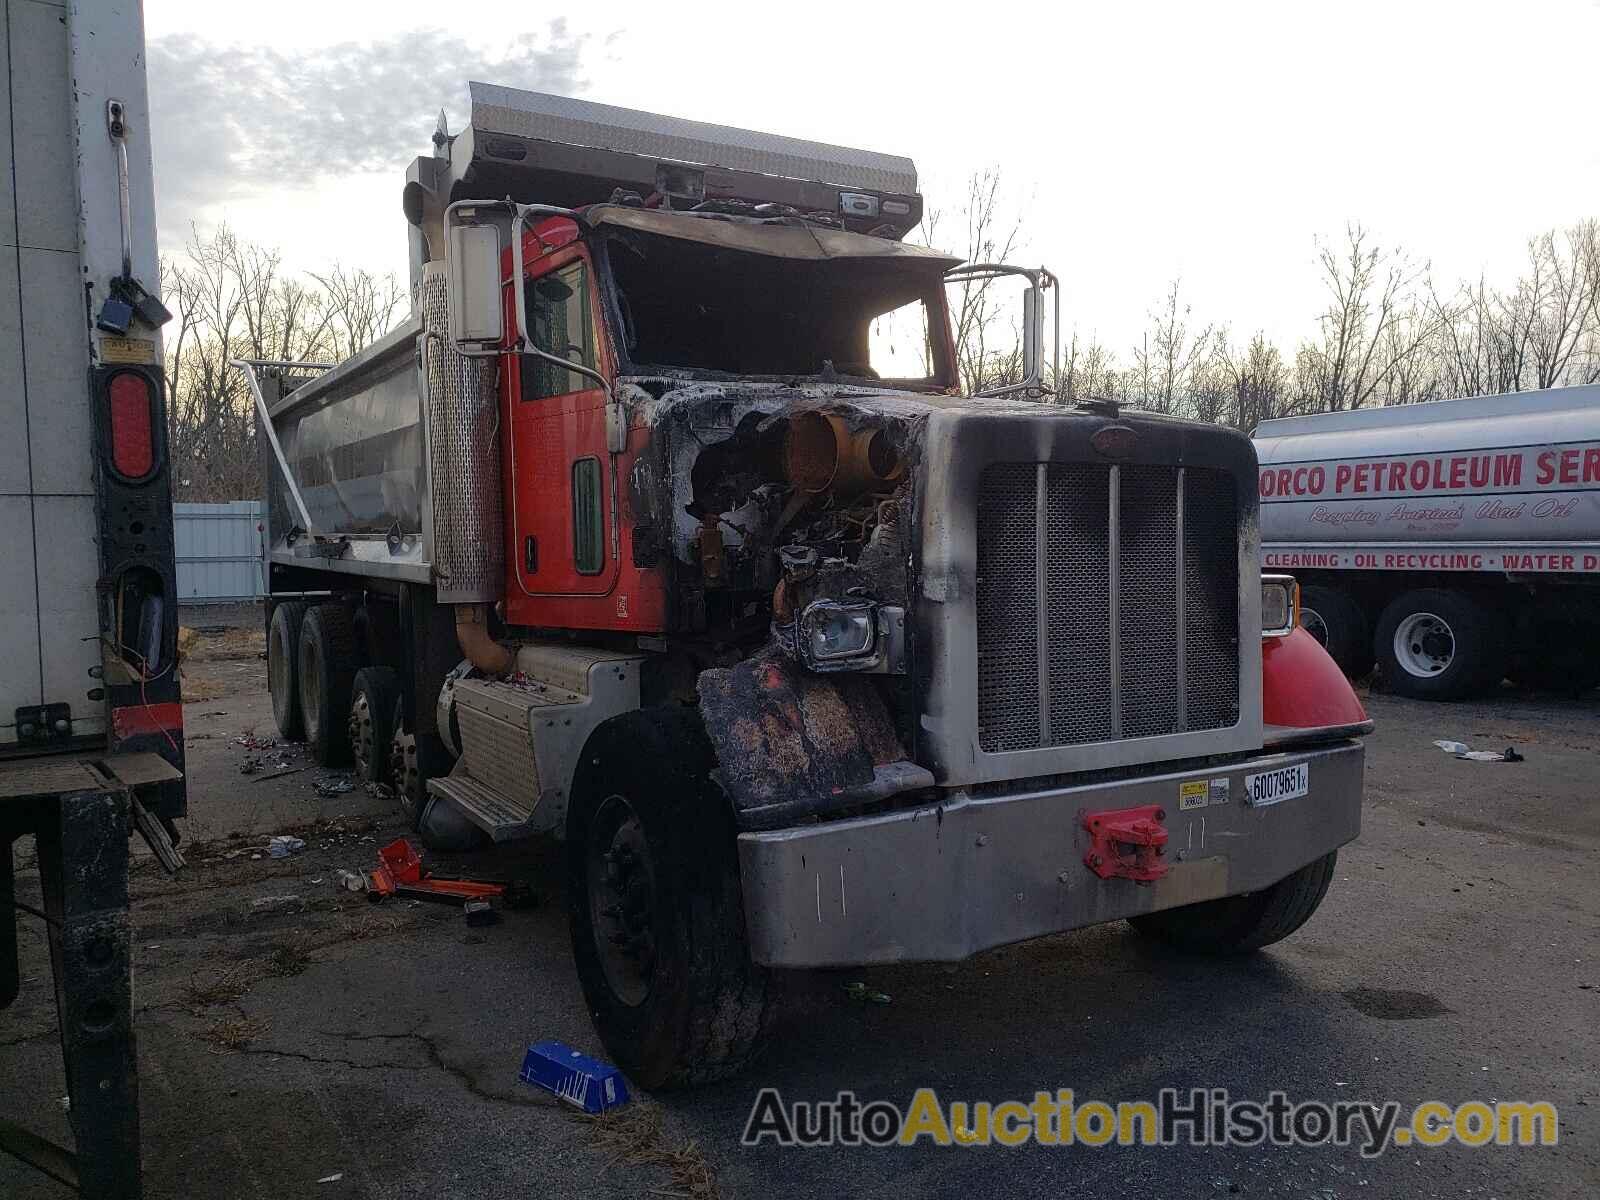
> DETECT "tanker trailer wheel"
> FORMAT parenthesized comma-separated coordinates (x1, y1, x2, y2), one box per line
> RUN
(1128, 851, 1337, 953)
(1374, 588, 1503, 700)
(267, 601, 306, 739)
(1299, 586, 1374, 679)
(297, 602, 359, 766)
(347, 667, 399, 785)
(566, 707, 776, 1089)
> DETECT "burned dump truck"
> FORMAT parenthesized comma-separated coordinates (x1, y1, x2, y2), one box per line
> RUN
(240, 85, 1372, 1087)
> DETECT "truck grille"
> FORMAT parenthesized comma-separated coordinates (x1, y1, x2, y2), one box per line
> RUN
(975, 462, 1239, 753)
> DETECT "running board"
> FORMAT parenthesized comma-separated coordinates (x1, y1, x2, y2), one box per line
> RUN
(426, 774, 537, 842)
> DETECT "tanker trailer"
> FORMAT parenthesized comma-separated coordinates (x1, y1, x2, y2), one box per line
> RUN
(1255, 385, 1600, 699)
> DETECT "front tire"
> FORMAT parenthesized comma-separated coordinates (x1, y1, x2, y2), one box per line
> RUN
(567, 707, 774, 1090)
(1300, 585, 1373, 678)
(1129, 851, 1337, 953)
(1374, 588, 1503, 700)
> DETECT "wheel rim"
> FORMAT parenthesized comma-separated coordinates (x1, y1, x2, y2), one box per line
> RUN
(389, 700, 420, 818)
(1393, 611, 1455, 677)
(1301, 606, 1330, 648)
(586, 794, 657, 1008)
(349, 692, 375, 780)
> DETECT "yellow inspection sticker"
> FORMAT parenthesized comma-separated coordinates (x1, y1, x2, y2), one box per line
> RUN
(1179, 778, 1231, 810)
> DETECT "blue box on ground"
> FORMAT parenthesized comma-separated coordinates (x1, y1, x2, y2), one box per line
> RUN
(518, 1040, 630, 1113)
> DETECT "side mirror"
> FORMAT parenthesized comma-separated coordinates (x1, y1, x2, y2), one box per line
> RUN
(444, 214, 504, 354)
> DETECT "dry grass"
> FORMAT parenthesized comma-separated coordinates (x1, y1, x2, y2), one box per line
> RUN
(184, 626, 266, 663)
(263, 937, 314, 978)
(199, 1015, 265, 1051)
(588, 1101, 719, 1200)
(337, 910, 409, 942)
(186, 962, 255, 1007)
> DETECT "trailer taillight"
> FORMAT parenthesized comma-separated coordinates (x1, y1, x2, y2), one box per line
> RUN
(106, 370, 157, 481)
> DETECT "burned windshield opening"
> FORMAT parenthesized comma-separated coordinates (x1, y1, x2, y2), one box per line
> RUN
(605, 229, 949, 386)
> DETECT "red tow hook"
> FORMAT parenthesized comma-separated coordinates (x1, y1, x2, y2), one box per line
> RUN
(1082, 804, 1170, 883)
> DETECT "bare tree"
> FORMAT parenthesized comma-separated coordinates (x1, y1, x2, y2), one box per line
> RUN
(1132, 279, 1218, 416)
(1295, 224, 1436, 412)
(1051, 331, 1127, 405)
(162, 224, 404, 501)
(919, 169, 1026, 394)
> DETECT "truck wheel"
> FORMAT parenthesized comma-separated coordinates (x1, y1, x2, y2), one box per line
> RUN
(1299, 586, 1373, 678)
(1128, 851, 1337, 953)
(267, 601, 306, 739)
(348, 667, 400, 784)
(1374, 589, 1503, 700)
(297, 603, 359, 766)
(388, 697, 426, 828)
(567, 707, 775, 1089)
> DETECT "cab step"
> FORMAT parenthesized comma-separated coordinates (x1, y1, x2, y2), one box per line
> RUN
(425, 774, 537, 842)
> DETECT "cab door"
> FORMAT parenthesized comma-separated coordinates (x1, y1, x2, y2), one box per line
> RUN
(505, 248, 619, 601)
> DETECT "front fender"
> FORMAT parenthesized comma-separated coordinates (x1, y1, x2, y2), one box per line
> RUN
(696, 655, 933, 830)
(1263, 626, 1370, 728)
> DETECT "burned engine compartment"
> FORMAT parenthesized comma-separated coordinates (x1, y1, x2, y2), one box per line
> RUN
(625, 379, 929, 662)
(619, 378, 941, 825)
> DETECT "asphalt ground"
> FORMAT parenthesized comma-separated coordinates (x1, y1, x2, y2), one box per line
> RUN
(2, 630, 1595, 1198)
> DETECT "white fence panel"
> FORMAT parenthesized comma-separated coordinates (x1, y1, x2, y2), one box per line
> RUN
(174, 501, 264, 603)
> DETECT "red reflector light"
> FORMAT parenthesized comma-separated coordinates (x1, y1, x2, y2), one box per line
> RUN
(108, 372, 154, 479)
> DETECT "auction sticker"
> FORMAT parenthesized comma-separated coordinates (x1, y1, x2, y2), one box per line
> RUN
(1243, 762, 1309, 807)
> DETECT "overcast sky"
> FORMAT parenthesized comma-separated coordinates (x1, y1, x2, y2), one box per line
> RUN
(143, 0, 1600, 356)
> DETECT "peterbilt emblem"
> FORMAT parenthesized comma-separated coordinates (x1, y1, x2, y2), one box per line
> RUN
(1091, 424, 1139, 460)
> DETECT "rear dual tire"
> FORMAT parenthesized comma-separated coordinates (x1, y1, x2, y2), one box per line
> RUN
(267, 602, 306, 739)
(1373, 588, 1503, 700)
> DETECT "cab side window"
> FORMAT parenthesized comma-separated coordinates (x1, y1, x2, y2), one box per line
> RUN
(521, 262, 596, 400)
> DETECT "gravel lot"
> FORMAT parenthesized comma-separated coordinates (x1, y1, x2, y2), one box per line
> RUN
(2, 632, 1595, 1198)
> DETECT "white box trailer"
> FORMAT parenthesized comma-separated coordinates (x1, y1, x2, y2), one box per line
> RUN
(2, 2, 183, 1194)
(1254, 385, 1600, 699)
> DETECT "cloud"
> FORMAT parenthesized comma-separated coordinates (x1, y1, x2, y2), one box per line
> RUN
(148, 24, 589, 239)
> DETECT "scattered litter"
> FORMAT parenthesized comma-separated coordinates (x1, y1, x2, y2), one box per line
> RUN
(314, 776, 355, 798)
(267, 835, 306, 858)
(843, 981, 892, 1005)
(1432, 739, 1524, 762)
(317, 1174, 344, 1185)
(464, 900, 500, 927)
(519, 1041, 630, 1112)
(307, 877, 323, 885)
(335, 869, 367, 894)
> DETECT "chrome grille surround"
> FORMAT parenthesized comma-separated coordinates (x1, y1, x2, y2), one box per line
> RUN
(915, 405, 1262, 787)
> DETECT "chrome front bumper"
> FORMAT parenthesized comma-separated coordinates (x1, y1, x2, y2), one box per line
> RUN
(737, 740, 1364, 968)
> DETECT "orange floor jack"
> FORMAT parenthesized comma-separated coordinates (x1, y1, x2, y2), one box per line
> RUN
(357, 839, 536, 918)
